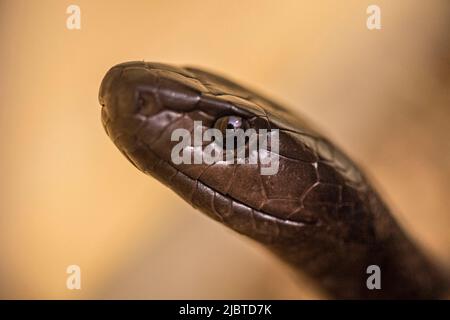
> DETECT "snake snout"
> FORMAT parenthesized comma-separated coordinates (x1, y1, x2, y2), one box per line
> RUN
(98, 65, 122, 108)
(99, 62, 161, 119)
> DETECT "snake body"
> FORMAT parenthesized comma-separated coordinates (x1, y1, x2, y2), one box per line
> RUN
(98, 61, 449, 299)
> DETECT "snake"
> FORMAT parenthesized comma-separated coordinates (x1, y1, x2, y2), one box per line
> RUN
(98, 61, 449, 299)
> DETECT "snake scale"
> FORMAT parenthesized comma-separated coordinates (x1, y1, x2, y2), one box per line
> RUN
(98, 61, 449, 299)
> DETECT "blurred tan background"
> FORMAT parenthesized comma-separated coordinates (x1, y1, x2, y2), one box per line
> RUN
(0, 0, 449, 299)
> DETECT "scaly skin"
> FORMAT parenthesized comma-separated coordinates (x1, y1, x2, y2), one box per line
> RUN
(98, 61, 449, 299)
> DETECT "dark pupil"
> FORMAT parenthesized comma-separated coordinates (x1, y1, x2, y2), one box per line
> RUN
(213, 116, 245, 136)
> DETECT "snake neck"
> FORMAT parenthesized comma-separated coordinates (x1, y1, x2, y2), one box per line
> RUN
(268, 189, 450, 299)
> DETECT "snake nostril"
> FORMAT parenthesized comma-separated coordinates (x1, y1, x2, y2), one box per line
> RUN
(134, 89, 161, 117)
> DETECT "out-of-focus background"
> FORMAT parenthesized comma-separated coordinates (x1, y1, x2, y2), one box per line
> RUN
(0, 0, 449, 299)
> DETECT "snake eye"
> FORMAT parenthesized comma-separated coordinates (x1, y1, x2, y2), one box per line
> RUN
(213, 116, 249, 134)
(213, 116, 251, 153)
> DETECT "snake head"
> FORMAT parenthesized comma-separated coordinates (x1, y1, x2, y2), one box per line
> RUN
(99, 61, 371, 247)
